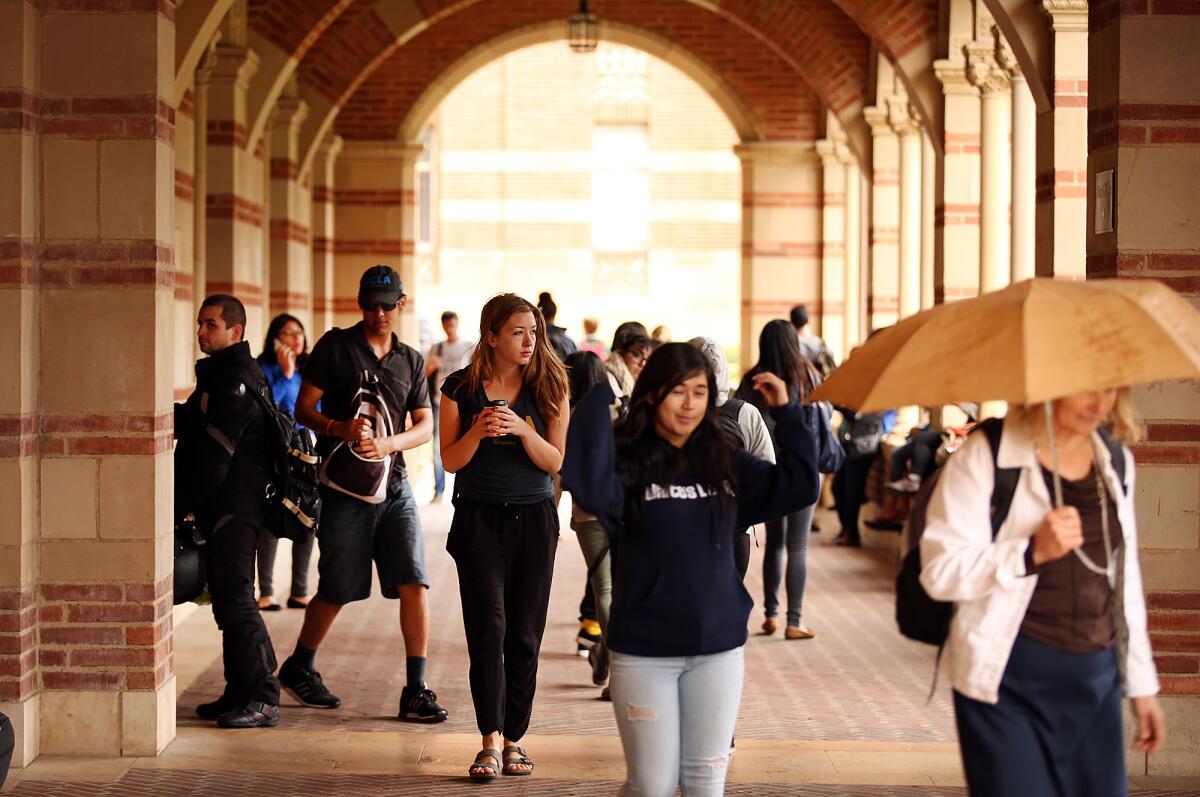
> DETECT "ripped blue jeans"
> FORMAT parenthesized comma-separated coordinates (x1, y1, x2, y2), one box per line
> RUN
(609, 646, 744, 797)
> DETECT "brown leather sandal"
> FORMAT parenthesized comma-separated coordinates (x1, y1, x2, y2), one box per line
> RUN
(468, 748, 501, 781)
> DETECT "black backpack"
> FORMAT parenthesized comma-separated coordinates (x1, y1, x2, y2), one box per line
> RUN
(717, 398, 747, 450)
(245, 386, 322, 543)
(896, 418, 1127, 648)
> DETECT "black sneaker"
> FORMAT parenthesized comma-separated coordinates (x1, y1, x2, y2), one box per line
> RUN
(588, 641, 609, 686)
(217, 700, 280, 729)
(398, 685, 448, 723)
(279, 658, 342, 709)
(195, 693, 240, 720)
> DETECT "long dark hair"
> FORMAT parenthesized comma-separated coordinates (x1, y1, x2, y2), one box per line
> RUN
(614, 343, 738, 512)
(564, 350, 606, 407)
(257, 313, 308, 372)
(750, 319, 818, 399)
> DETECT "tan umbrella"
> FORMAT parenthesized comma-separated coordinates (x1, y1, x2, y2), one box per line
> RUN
(809, 277, 1200, 414)
(810, 278, 1200, 544)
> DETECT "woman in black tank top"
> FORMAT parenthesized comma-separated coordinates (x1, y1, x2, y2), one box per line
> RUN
(439, 293, 569, 781)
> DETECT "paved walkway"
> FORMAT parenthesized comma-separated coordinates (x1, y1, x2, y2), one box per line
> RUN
(6, 500, 1200, 795)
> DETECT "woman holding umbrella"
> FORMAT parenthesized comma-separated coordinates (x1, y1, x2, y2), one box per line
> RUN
(807, 278, 1197, 796)
(920, 387, 1164, 795)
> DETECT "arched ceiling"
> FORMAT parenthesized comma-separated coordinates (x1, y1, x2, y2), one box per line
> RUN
(331, 1, 833, 143)
(179, 0, 952, 173)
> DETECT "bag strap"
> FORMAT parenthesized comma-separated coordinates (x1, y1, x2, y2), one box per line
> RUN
(978, 418, 1019, 540)
(1097, 427, 1128, 495)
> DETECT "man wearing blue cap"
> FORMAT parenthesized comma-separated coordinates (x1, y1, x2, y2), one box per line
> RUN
(279, 265, 448, 722)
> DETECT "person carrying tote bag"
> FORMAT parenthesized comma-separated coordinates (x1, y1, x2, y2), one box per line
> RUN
(319, 369, 395, 503)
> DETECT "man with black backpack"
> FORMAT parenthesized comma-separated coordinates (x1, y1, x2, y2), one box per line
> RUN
(278, 266, 446, 723)
(175, 294, 281, 728)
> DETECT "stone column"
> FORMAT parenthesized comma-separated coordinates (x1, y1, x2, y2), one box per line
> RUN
(933, 59, 982, 303)
(842, 155, 864, 354)
(10, 1, 177, 760)
(1037, 0, 1088, 280)
(1005, 55, 1036, 283)
(863, 106, 901, 330)
(965, 38, 1013, 294)
(190, 45, 216, 362)
(204, 44, 263, 322)
(1089, 0, 1200, 773)
(311, 134, 343, 337)
(333, 142, 422, 335)
(921, 132, 936, 310)
(734, 142, 823, 367)
(816, 139, 848, 357)
(889, 98, 923, 319)
(267, 97, 312, 331)
(0, 0, 42, 767)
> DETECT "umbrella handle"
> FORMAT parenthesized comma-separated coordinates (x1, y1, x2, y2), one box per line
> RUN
(1043, 401, 1064, 509)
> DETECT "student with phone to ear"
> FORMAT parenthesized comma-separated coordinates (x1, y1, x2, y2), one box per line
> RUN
(439, 293, 570, 781)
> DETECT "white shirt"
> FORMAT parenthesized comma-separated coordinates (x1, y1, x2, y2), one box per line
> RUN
(919, 419, 1159, 704)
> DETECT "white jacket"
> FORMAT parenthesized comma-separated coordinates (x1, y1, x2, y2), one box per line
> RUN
(919, 419, 1159, 704)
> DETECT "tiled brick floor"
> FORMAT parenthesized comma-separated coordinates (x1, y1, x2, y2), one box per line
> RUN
(177, 504, 955, 741)
(6, 769, 1200, 797)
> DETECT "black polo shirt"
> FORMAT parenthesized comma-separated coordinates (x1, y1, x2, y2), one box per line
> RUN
(303, 322, 431, 481)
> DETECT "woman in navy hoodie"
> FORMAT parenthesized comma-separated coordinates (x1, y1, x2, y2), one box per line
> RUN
(563, 343, 819, 796)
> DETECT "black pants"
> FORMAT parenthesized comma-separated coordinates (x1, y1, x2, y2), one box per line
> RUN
(0, 713, 14, 788)
(833, 455, 874, 543)
(205, 516, 281, 705)
(889, 429, 943, 481)
(448, 499, 558, 740)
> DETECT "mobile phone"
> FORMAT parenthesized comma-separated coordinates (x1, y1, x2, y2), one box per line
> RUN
(485, 399, 508, 409)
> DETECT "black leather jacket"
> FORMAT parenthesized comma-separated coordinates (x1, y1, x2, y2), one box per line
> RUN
(174, 341, 269, 525)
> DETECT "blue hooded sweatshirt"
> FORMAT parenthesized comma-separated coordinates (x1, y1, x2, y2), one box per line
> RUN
(561, 384, 820, 657)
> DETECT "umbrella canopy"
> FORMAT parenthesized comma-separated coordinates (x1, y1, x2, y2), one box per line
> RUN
(808, 278, 1200, 413)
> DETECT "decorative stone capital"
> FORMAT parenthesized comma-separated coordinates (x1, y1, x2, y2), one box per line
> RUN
(862, 105, 894, 137)
(933, 59, 978, 96)
(963, 41, 1011, 96)
(272, 97, 310, 135)
(732, 141, 820, 166)
(317, 133, 344, 163)
(887, 97, 922, 137)
(1042, 0, 1089, 32)
(208, 43, 259, 90)
(992, 27, 1022, 78)
(194, 33, 222, 86)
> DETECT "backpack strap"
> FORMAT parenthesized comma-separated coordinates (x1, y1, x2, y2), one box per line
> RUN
(978, 418, 1020, 540)
(1097, 427, 1128, 496)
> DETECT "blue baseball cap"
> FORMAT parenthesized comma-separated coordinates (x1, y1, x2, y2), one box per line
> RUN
(358, 264, 404, 305)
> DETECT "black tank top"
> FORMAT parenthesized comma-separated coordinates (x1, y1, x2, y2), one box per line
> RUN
(441, 369, 554, 504)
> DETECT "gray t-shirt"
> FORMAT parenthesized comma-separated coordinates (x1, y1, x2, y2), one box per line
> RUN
(427, 338, 474, 404)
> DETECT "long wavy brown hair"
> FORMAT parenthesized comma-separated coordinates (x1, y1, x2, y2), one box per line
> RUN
(462, 293, 569, 423)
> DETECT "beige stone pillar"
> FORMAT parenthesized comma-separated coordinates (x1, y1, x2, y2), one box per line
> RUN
(190, 46, 216, 361)
(1089, 0, 1200, 775)
(965, 38, 1013, 294)
(734, 142, 823, 367)
(204, 44, 263, 321)
(1037, 0, 1088, 280)
(816, 139, 848, 357)
(13, 1, 177, 760)
(889, 98, 923, 319)
(863, 106, 901, 331)
(933, 59, 982, 302)
(1007, 64, 1036, 283)
(333, 142, 421, 336)
(267, 96, 312, 331)
(311, 134, 343, 338)
(842, 156, 864, 354)
(921, 132, 936, 310)
(0, 0, 43, 767)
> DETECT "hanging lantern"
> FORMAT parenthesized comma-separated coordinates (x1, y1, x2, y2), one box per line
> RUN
(568, 0, 599, 53)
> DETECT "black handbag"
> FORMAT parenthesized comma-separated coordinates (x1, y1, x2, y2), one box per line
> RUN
(814, 402, 845, 474)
